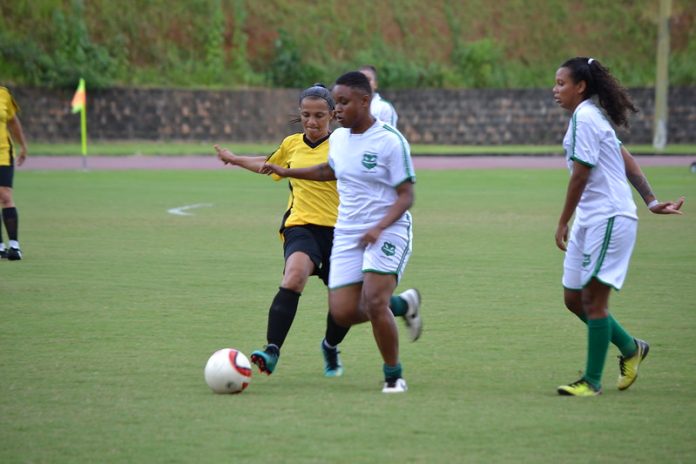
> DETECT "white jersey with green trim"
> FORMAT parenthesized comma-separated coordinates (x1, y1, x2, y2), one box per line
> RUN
(370, 92, 398, 127)
(563, 99, 637, 228)
(328, 120, 415, 233)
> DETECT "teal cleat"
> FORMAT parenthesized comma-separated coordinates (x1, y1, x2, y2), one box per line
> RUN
(320, 341, 344, 377)
(250, 345, 279, 375)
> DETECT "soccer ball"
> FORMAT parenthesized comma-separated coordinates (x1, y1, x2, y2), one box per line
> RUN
(204, 348, 252, 394)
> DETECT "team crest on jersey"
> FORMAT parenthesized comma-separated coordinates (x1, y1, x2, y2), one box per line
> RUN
(362, 152, 378, 170)
(381, 241, 396, 257)
(582, 254, 591, 268)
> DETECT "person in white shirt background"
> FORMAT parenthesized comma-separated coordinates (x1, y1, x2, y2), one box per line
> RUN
(359, 65, 398, 127)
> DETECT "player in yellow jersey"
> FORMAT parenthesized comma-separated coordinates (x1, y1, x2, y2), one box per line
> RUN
(0, 86, 28, 261)
(214, 84, 421, 378)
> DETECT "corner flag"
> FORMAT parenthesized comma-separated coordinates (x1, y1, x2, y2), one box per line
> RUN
(71, 78, 88, 162)
(71, 78, 86, 113)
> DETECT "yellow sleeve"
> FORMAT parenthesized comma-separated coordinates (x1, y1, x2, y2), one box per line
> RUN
(266, 134, 297, 182)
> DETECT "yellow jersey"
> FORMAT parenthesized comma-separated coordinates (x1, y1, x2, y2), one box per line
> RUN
(267, 133, 338, 230)
(0, 87, 19, 166)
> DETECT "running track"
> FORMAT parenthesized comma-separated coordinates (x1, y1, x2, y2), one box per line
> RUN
(19, 155, 696, 171)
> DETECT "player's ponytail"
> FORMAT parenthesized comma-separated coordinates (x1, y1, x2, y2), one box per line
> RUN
(562, 57, 638, 128)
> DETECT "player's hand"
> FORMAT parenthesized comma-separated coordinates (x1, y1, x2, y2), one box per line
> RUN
(259, 163, 285, 176)
(360, 226, 384, 247)
(649, 196, 685, 215)
(16, 148, 27, 167)
(555, 222, 569, 251)
(214, 144, 235, 165)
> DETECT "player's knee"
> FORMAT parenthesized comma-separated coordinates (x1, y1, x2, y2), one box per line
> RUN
(564, 293, 581, 312)
(0, 188, 12, 206)
(360, 293, 390, 319)
(281, 269, 310, 292)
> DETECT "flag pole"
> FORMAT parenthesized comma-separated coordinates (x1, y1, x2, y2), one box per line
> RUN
(80, 101, 87, 170)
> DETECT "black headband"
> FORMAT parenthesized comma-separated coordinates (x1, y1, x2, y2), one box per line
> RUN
(299, 84, 335, 110)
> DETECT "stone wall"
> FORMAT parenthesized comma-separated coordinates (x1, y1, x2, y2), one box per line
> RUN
(11, 86, 696, 146)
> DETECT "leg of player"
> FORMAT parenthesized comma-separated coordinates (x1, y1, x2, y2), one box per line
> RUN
(0, 186, 21, 260)
(250, 251, 314, 375)
(362, 272, 407, 394)
(321, 311, 348, 377)
(558, 278, 612, 396)
(0, 209, 5, 258)
(564, 288, 648, 390)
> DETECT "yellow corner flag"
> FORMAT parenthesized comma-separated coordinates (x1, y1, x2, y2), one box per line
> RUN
(71, 78, 88, 161)
(71, 78, 86, 114)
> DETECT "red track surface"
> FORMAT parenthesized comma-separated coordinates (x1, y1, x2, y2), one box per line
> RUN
(20, 155, 696, 171)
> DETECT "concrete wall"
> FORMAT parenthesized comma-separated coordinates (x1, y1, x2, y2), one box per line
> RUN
(11, 86, 696, 145)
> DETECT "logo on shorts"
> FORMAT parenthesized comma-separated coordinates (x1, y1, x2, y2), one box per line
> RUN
(362, 152, 378, 170)
(582, 254, 591, 268)
(381, 241, 396, 257)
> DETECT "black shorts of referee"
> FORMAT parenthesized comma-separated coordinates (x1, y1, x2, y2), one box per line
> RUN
(282, 224, 334, 286)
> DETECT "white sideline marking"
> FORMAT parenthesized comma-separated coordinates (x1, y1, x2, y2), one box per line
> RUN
(167, 203, 214, 216)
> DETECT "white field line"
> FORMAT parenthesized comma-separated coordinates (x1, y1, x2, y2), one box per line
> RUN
(167, 203, 214, 216)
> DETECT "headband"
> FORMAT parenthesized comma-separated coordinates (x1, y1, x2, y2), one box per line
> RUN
(588, 58, 595, 65)
(299, 84, 335, 110)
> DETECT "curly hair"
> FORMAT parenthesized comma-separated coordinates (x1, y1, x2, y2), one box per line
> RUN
(561, 57, 638, 128)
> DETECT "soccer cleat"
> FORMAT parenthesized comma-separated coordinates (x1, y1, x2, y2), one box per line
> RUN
(7, 247, 22, 261)
(557, 378, 602, 396)
(320, 341, 343, 377)
(617, 338, 650, 391)
(399, 288, 422, 342)
(0, 248, 7, 259)
(250, 346, 279, 375)
(382, 378, 408, 393)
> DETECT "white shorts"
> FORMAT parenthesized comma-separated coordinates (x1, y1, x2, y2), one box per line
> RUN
(328, 223, 413, 289)
(562, 216, 637, 291)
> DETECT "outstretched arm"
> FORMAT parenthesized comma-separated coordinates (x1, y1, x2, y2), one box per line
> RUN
(214, 145, 267, 173)
(260, 162, 336, 181)
(621, 145, 684, 215)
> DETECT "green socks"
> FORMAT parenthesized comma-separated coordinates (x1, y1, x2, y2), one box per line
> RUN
(383, 363, 402, 380)
(574, 312, 636, 357)
(389, 296, 408, 316)
(584, 317, 611, 389)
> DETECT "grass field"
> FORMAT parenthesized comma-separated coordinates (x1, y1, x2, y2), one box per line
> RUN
(1, 167, 695, 463)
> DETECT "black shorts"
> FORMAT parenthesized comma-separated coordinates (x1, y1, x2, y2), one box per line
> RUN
(0, 163, 14, 188)
(282, 225, 334, 286)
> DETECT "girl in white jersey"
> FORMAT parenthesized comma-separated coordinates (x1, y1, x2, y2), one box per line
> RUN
(262, 71, 417, 393)
(553, 57, 684, 396)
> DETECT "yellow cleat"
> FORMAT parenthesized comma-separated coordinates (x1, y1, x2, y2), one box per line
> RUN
(557, 378, 602, 396)
(618, 338, 650, 390)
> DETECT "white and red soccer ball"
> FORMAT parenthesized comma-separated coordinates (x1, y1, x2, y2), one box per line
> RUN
(204, 348, 252, 394)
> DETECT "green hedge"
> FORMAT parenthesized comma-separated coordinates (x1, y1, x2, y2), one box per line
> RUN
(1, 0, 694, 89)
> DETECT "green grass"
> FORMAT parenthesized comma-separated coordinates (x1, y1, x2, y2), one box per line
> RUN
(29, 140, 696, 157)
(2, 167, 696, 463)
